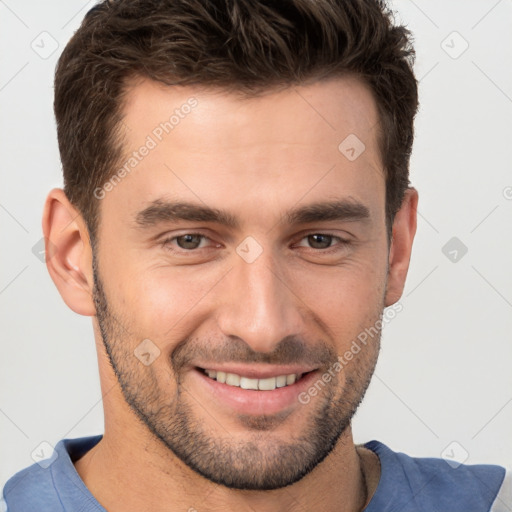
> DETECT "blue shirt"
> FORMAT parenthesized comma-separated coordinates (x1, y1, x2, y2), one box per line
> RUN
(2, 435, 509, 511)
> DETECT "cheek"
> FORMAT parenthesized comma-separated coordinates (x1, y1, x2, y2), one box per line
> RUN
(111, 265, 223, 340)
(290, 254, 387, 342)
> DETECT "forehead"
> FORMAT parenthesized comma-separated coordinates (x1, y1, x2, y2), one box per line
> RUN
(121, 75, 380, 152)
(102, 76, 384, 229)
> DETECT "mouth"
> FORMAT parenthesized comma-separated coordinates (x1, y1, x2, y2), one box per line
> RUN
(198, 367, 313, 390)
(191, 365, 320, 416)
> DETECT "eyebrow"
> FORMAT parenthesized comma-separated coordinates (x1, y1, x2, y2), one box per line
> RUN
(134, 200, 239, 229)
(134, 198, 371, 230)
(285, 200, 370, 225)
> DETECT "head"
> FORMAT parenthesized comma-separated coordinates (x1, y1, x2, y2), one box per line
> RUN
(45, 0, 418, 491)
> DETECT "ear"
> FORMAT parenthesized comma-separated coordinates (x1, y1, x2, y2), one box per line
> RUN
(384, 187, 418, 307)
(42, 188, 96, 316)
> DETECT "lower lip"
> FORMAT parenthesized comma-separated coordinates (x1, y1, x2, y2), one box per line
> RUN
(190, 368, 320, 416)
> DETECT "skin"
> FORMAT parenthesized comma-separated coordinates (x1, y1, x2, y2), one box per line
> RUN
(43, 75, 417, 512)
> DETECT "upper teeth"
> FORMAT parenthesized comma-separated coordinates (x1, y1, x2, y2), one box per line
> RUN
(204, 370, 301, 390)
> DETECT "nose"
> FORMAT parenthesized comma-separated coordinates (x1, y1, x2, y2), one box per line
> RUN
(215, 248, 304, 354)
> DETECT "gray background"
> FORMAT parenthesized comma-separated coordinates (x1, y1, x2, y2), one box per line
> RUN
(1, 0, 511, 494)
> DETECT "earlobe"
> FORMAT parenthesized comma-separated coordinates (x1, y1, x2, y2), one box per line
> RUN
(42, 188, 96, 316)
(384, 187, 418, 307)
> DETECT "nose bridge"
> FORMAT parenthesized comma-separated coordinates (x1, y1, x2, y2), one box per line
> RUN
(216, 248, 302, 353)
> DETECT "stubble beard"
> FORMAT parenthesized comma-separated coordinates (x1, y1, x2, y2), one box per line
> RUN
(91, 255, 382, 490)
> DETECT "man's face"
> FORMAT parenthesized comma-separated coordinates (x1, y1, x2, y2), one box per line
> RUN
(92, 76, 390, 490)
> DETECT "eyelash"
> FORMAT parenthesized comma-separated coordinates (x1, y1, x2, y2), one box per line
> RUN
(160, 233, 216, 251)
(159, 232, 351, 253)
(295, 233, 351, 253)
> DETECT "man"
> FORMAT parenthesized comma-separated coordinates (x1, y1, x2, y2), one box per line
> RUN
(2, 0, 509, 510)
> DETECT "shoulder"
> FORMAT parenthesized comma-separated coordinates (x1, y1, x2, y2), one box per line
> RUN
(364, 440, 508, 512)
(2, 436, 103, 512)
(2, 456, 62, 511)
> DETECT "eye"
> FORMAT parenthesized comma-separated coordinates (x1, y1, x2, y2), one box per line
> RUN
(305, 234, 333, 249)
(161, 233, 212, 251)
(296, 233, 348, 250)
(176, 234, 204, 249)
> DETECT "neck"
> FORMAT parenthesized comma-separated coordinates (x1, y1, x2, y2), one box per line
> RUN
(76, 347, 380, 511)
(74, 418, 376, 512)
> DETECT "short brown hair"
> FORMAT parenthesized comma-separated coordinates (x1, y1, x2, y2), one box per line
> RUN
(54, 0, 418, 243)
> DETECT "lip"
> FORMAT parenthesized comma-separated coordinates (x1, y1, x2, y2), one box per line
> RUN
(189, 366, 320, 416)
(192, 363, 318, 380)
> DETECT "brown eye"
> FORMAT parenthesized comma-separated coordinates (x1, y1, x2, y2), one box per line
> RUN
(307, 234, 333, 249)
(175, 234, 204, 249)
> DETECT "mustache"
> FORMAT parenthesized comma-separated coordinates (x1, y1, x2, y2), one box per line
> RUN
(171, 334, 337, 371)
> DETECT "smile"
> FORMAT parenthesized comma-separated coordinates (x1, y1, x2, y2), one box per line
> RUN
(201, 369, 304, 390)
